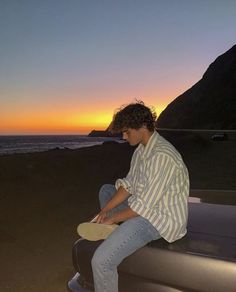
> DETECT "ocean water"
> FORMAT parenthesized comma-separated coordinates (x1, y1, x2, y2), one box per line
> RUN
(0, 135, 121, 155)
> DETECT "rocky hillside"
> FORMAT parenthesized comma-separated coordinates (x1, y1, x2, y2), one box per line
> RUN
(157, 45, 236, 129)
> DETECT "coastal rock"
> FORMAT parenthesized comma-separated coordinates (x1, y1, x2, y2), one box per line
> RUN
(88, 129, 120, 137)
(157, 45, 236, 129)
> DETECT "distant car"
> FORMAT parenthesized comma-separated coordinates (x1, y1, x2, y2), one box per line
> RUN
(68, 194, 236, 292)
(211, 132, 228, 141)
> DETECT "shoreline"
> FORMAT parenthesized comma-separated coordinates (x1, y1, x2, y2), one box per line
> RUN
(0, 136, 122, 156)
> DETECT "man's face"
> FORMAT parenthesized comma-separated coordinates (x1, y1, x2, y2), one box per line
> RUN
(121, 128, 143, 146)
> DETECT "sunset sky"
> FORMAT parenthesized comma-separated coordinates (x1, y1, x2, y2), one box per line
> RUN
(1, 0, 236, 135)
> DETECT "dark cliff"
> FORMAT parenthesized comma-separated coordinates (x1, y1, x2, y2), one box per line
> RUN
(157, 45, 236, 129)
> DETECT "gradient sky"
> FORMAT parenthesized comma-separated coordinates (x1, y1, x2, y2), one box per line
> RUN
(0, 0, 236, 134)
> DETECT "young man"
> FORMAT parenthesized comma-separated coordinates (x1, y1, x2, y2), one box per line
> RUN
(78, 101, 189, 292)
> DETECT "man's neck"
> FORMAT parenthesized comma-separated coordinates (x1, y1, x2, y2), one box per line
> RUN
(141, 130, 154, 146)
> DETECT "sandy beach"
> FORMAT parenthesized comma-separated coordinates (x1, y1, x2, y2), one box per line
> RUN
(0, 132, 236, 291)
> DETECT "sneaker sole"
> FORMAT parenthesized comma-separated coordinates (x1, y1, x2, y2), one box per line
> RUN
(77, 222, 118, 241)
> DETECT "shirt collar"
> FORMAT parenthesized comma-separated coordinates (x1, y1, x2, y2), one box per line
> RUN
(138, 131, 159, 159)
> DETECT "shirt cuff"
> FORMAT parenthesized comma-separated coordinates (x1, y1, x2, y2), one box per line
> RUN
(115, 178, 133, 193)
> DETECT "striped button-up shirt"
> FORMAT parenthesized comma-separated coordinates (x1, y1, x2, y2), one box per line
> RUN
(115, 131, 189, 243)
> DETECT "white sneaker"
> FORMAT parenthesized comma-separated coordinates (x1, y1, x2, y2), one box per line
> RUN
(77, 222, 118, 241)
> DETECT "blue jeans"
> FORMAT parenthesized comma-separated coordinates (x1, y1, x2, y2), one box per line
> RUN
(91, 184, 161, 292)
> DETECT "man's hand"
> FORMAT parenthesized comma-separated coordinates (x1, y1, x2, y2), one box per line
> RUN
(91, 186, 134, 225)
(93, 211, 115, 225)
(100, 216, 115, 225)
(95, 211, 109, 224)
(93, 207, 138, 225)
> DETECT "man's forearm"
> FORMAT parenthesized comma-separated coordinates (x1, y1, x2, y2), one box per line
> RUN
(102, 186, 130, 213)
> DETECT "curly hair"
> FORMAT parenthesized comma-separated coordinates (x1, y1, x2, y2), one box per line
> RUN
(111, 101, 157, 133)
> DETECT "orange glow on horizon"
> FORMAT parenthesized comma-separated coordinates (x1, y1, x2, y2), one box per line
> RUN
(0, 101, 167, 135)
(0, 110, 113, 135)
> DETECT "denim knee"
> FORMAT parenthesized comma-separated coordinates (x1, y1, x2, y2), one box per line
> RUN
(99, 184, 111, 198)
(99, 184, 116, 207)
